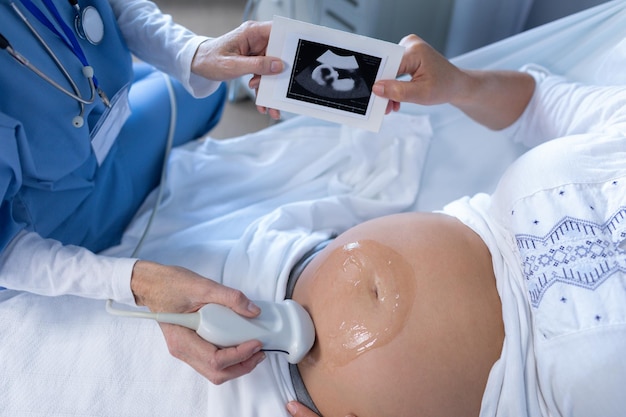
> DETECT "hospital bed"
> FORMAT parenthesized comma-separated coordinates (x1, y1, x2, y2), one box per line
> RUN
(1, 1, 625, 416)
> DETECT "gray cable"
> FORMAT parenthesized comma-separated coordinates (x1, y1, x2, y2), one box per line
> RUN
(131, 73, 177, 258)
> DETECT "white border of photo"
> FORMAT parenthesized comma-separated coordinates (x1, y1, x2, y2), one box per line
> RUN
(256, 16, 404, 132)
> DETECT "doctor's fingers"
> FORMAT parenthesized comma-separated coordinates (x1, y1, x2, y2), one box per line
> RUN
(216, 21, 284, 77)
(233, 20, 273, 55)
(249, 74, 282, 119)
(192, 35, 283, 81)
(256, 104, 282, 120)
(202, 283, 262, 319)
(235, 55, 284, 78)
(160, 323, 265, 385)
(194, 47, 283, 81)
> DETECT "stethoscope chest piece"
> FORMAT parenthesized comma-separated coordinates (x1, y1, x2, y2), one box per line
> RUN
(74, 5, 103, 45)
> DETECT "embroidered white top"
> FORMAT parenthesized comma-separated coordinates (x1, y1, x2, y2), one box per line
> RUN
(444, 67, 626, 417)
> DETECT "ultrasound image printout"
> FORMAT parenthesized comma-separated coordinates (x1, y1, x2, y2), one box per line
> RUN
(286, 40, 382, 115)
(256, 16, 404, 131)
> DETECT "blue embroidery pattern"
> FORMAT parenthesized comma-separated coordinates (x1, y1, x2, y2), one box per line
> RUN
(516, 208, 626, 308)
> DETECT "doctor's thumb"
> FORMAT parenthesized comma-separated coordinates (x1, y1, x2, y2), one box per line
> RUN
(239, 56, 284, 77)
(209, 284, 261, 318)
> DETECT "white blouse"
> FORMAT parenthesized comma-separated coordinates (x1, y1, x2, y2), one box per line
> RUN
(444, 67, 626, 417)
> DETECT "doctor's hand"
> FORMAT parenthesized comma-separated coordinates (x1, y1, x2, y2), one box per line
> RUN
(192, 20, 283, 120)
(191, 20, 283, 82)
(130, 260, 266, 385)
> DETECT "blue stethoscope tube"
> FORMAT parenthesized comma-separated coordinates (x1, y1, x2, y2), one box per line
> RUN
(0, 0, 108, 128)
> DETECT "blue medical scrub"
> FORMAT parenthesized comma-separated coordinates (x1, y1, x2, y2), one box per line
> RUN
(0, 0, 226, 253)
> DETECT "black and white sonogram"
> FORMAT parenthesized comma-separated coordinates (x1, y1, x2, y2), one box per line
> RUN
(286, 40, 382, 115)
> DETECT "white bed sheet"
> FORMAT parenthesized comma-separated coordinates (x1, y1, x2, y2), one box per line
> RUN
(1, 112, 433, 417)
(1, 1, 626, 416)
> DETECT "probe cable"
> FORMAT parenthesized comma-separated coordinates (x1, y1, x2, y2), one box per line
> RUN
(106, 72, 177, 315)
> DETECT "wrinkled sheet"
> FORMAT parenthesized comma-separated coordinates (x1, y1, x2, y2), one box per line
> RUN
(0, 113, 432, 417)
(2, 1, 626, 415)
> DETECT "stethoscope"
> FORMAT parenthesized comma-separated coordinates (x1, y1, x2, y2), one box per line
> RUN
(68, 0, 103, 45)
(0, 0, 108, 128)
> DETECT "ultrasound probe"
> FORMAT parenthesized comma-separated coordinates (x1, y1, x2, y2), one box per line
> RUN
(106, 299, 315, 364)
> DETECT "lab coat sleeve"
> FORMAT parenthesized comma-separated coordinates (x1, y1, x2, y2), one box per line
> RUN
(0, 230, 138, 306)
(506, 65, 626, 148)
(0, 113, 136, 304)
(108, 0, 220, 98)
